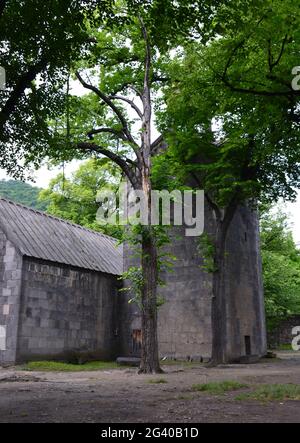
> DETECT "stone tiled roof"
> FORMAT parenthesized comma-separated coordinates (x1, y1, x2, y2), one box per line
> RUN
(0, 198, 122, 275)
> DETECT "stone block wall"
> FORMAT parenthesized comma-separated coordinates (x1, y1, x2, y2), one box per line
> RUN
(157, 227, 212, 360)
(0, 233, 23, 365)
(121, 203, 267, 362)
(16, 257, 121, 362)
(120, 216, 214, 361)
(223, 205, 267, 361)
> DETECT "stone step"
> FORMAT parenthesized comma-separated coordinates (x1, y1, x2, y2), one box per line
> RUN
(239, 355, 260, 364)
(116, 357, 141, 367)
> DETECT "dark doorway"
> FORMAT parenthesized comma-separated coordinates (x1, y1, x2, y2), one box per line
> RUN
(245, 336, 251, 356)
(131, 329, 142, 356)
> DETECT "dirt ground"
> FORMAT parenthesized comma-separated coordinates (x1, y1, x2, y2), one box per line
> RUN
(0, 352, 300, 423)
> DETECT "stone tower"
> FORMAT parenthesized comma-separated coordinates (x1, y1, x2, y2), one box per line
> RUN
(119, 201, 267, 362)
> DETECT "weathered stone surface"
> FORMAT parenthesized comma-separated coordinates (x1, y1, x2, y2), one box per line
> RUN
(0, 198, 267, 366)
(121, 203, 267, 362)
(238, 355, 261, 364)
(0, 236, 23, 365)
(0, 251, 122, 364)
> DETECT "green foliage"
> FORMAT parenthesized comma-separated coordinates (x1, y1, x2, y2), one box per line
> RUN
(0, 1, 115, 178)
(119, 225, 176, 308)
(38, 158, 123, 238)
(158, 0, 300, 209)
(120, 266, 144, 308)
(23, 360, 124, 372)
(192, 381, 248, 395)
(260, 207, 300, 331)
(197, 233, 217, 273)
(0, 179, 47, 210)
(235, 384, 300, 402)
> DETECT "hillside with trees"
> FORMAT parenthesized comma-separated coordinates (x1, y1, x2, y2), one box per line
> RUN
(0, 179, 47, 210)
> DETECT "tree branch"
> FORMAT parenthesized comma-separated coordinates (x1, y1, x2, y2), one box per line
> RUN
(219, 12, 294, 98)
(128, 85, 143, 100)
(140, 18, 151, 98)
(87, 127, 128, 142)
(268, 34, 288, 72)
(139, 16, 152, 169)
(76, 142, 139, 188)
(76, 71, 138, 147)
(0, 58, 48, 131)
(152, 74, 169, 83)
(109, 95, 143, 119)
(221, 75, 299, 97)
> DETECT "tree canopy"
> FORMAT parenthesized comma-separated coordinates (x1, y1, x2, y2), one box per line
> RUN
(260, 207, 300, 331)
(0, 0, 114, 177)
(38, 158, 123, 238)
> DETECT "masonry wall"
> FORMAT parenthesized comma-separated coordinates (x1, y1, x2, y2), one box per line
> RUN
(223, 205, 267, 361)
(121, 203, 267, 362)
(0, 233, 23, 365)
(120, 218, 212, 360)
(157, 227, 212, 360)
(16, 257, 121, 362)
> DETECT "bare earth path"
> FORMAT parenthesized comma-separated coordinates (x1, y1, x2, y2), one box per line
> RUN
(0, 353, 300, 423)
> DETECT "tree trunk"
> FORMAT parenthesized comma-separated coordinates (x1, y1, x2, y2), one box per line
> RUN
(139, 227, 162, 373)
(210, 225, 228, 365)
(207, 194, 240, 366)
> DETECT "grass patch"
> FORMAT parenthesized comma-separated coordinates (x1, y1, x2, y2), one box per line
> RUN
(21, 360, 124, 372)
(236, 384, 300, 402)
(192, 380, 248, 395)
(276, 344, 293, 351)
(148, 378, 168, 384)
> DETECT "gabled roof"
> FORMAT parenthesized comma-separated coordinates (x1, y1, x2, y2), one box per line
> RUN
(0, 198, 122, 276)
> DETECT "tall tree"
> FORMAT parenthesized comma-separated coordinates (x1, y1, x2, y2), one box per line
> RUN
(72, 17, 164, 373)
(23, 1, 222, 373)
(157, 0, 300, 364)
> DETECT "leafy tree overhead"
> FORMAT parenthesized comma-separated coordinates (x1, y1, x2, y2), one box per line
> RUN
(157, 0, 300, 364)
(27, 0, 225, 374)
(4, 0, 300, 369)
(0, 0, 114, 177)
